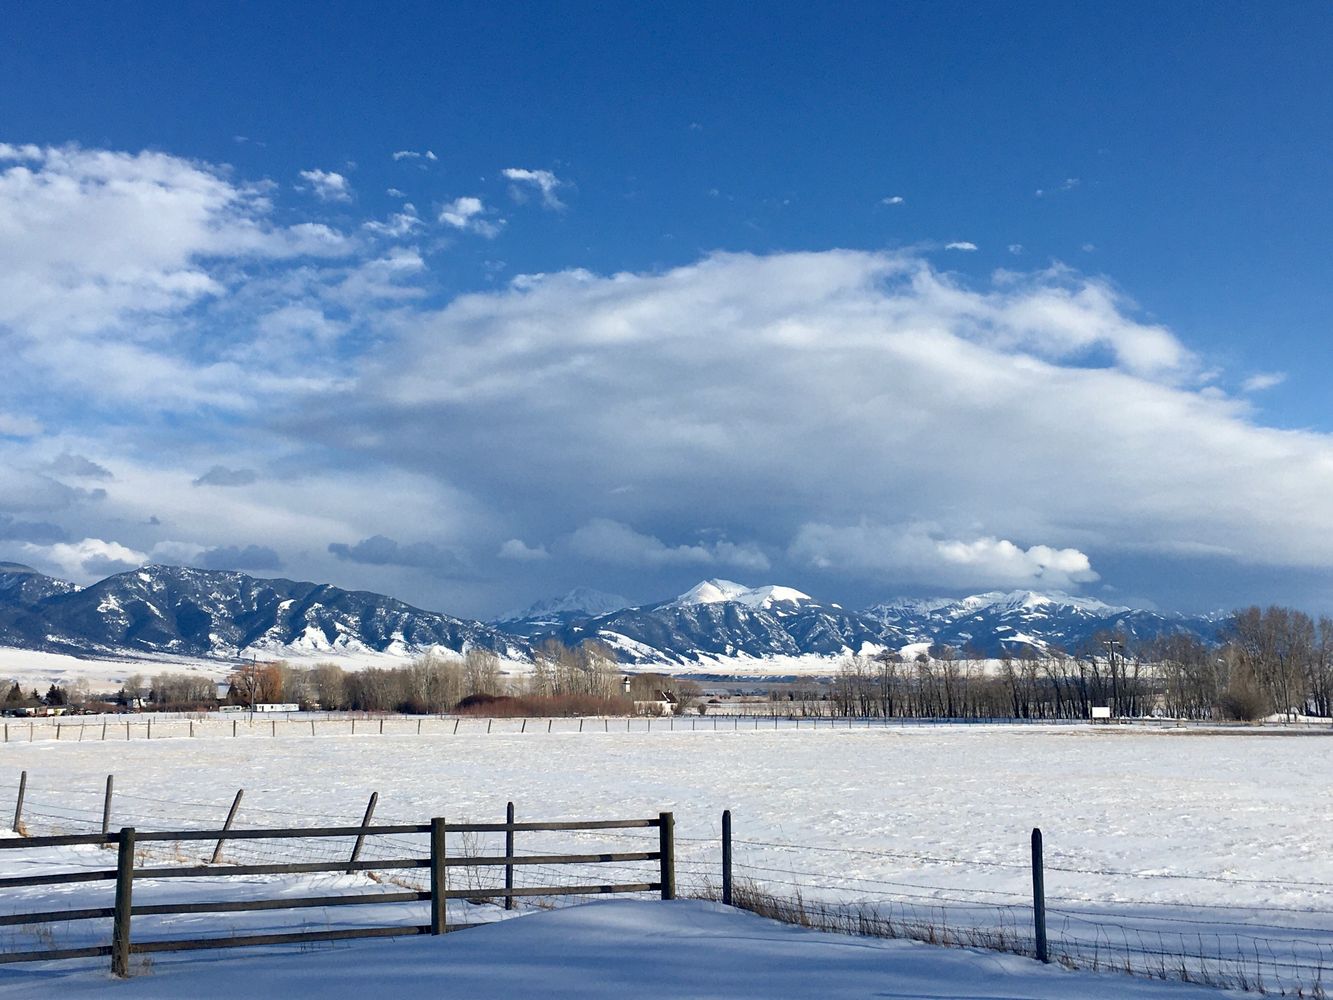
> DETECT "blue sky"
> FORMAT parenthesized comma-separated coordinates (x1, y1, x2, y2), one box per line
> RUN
(2, 2, 1332, 618)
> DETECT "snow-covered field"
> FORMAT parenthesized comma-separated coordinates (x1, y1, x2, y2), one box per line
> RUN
(0, 899, 1243, 1000)
(1, 723, 1331, 995)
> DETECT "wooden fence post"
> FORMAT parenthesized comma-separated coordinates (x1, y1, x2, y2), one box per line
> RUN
(430, 816, 447, 934)
(348, 792, 378, 872)
(211, 789, 244, 864)
(12, 770, 26, 834)
(102, 775, 114, 836)
(112, 827, 136, 977)
(659, 811, 675, 900)
(505, 801, 515, 911)
(1031, 827, 1048, 963)
(721, 809, 732, 906)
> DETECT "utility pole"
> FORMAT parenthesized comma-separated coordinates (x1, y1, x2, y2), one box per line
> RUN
(1102, 638, 1124, 716)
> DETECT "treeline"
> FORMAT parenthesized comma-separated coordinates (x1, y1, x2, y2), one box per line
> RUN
(816, 605, 1333, 721)
(214, 641, 699, 716)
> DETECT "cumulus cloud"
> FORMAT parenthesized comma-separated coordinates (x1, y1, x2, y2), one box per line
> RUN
(439, 196, 503, 237)
(299, 247, 1333, 605)
(298, 168, 352, 202)
(0, 143, 355, 411)
(501, 168, 565, 210)
(328, 534, 466, 572)
(4, 138, 1330, 614)
(498, 538, 550, 561)
(945, 241, 978, 251)
(881, 195, 905, 206)
(567, 519, 769, 571)
(24, 537, 146, 580)
(392, 149, 437, 162)
(363, 203, 423, 238)
(192, 466, 258, 488)
(789, 521, 1097, 589)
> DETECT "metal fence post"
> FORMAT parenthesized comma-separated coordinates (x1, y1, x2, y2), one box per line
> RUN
(505, 801, 515, 910)
(112, 827, 136, 977)
(211, 789, 244, 864)
(12, 770, 26, 834)
(722, 809, 733, 906)
(348, 791, 378, 872)
(1032, 827, 1049, 963)
(430, 816, 448, 934)
(659, 811, 676, 900)
(102, 775, 114, 836)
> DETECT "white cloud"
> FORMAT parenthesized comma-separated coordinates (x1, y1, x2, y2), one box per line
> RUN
(439, 196, 502, 237)
(567, 519, 769, 571)
(317, 248, 1333, 590)
(363, 203, 423, 238)
(0, 144, 355, 408)
(881, 195, 905, 206)
(945, 241, 978, 251)
(0, 413, 41, 437)
(298, 168, 352, 203)
(23, 537, 147, 581)
(1242, 372, 1286, 393)
(789, 521, 1098, 589)
(501, 168, 565, 210)
(392, 150, 437, 162)
(1007, 244, 1024, 255)
(498, 538, 550, 561)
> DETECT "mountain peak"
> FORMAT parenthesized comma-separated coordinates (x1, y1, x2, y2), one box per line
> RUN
(670, 579, 812, 610)
(500, 587, 629, 622)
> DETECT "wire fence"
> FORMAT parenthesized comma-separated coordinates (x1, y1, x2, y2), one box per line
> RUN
(0, 773, 677, 960)
(2, 771, 1331, 993)
(7, 711, 1330, 745)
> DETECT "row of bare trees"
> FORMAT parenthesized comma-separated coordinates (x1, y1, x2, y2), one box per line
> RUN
(222, 648, 507, 713)
(815, 607, 1333, 722)
(217, 640, 698, 716)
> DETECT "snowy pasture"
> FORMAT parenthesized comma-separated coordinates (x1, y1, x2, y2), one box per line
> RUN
(1, 723, 1331, 994)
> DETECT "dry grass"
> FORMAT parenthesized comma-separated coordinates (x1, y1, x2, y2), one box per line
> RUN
(693, 880, 1328, 996)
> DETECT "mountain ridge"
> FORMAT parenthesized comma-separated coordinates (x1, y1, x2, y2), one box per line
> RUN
(0, 565, 1225, 667)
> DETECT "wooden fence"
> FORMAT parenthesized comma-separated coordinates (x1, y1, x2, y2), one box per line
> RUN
(0, 812, 676, 977)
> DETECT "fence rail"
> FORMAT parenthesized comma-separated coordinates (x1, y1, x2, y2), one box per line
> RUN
(0, 812, 674, 977)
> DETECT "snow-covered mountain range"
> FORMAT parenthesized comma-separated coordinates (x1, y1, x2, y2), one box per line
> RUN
(861, 590, 1226, 656)
(0, 563, 523, 661)
(0, 564, 1224, 668)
